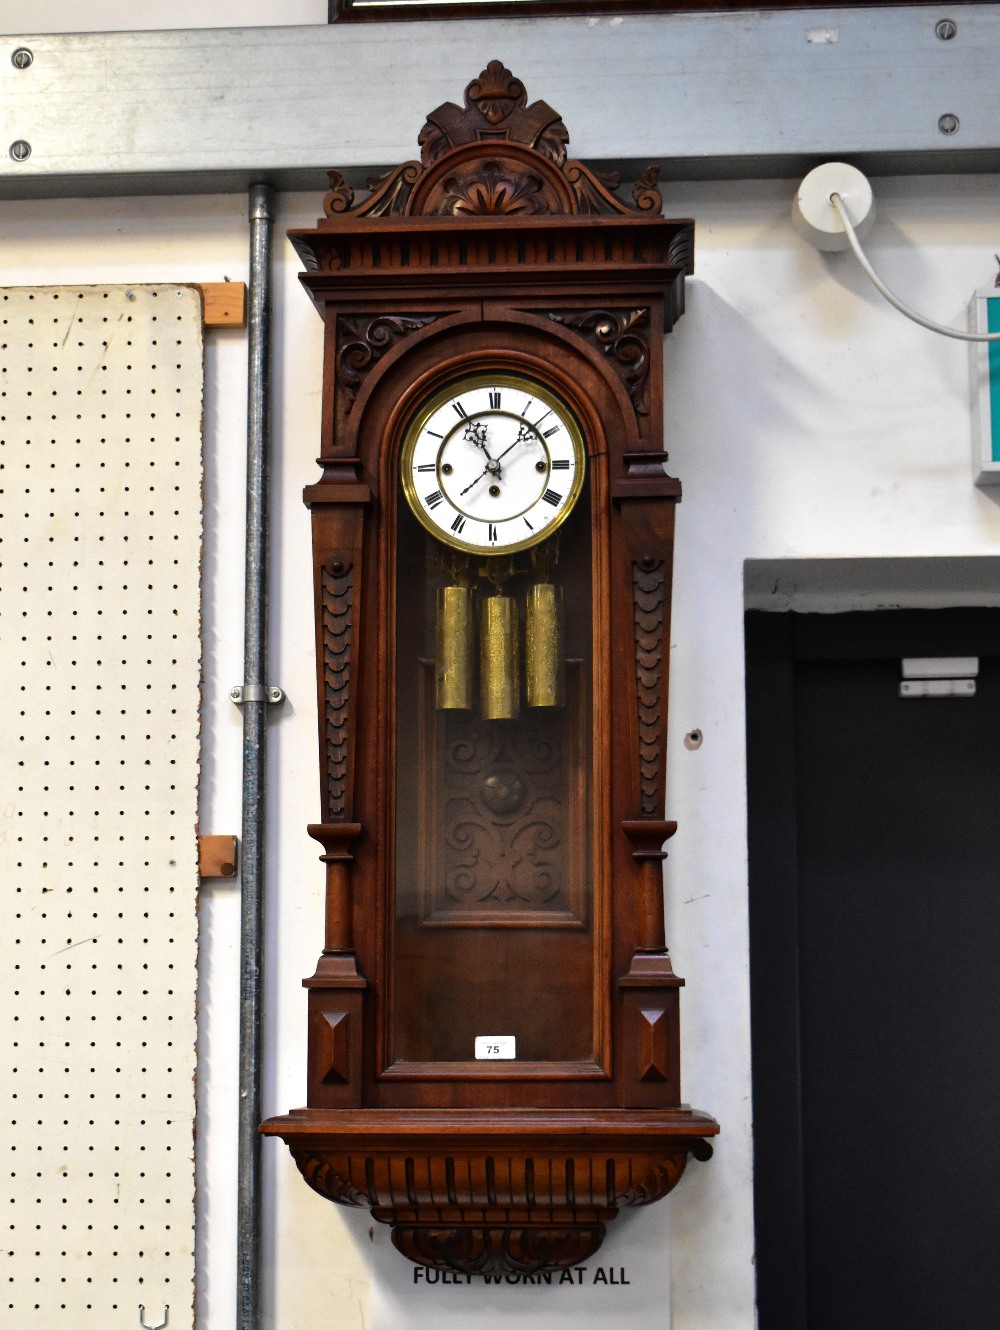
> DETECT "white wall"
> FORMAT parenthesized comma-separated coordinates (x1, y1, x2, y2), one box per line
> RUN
(3, 8, 1000, 1330)
(660, 171, 1000, 1328)
(1, 1, 328, 31)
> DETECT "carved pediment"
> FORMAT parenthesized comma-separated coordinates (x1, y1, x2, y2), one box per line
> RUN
(321, 61, 663, 221)
(418, 61, 569, 167)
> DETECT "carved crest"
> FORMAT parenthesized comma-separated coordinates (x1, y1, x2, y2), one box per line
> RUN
(321, 61, 663, 221)
(418, 61, 569, 168)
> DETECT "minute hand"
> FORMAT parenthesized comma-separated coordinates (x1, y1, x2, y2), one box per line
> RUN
(493, 423, 539, 466)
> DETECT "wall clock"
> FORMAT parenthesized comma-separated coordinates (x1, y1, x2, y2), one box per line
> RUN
(400, 372, 586, 556)
(262, 59, 718, 1277)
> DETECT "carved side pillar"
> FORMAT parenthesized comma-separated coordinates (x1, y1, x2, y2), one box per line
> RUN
(612, 454, 684, 1104)
(302, 463, 370, 1108)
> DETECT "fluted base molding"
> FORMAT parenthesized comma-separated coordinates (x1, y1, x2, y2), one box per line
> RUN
(262, 1107, 718, 1276)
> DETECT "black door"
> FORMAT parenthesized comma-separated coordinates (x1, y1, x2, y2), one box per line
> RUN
(746, 609, 1000, 1330)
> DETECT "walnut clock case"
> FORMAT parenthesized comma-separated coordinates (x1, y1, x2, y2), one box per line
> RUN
(261, 61, 718, 1277)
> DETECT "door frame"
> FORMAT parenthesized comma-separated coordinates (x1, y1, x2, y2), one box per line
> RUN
(745, 602, 1000, 1328)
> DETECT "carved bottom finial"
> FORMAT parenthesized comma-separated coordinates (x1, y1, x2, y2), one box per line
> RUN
(270, 1123, 716, 1278)
(392, 1224, 607, 1276)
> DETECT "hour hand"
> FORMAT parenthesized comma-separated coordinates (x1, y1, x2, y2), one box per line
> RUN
(464, 420, 492, 456)
(464, 419, 504, 481)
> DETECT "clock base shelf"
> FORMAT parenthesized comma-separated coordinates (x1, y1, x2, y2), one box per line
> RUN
(261, 1107, 718, 1276)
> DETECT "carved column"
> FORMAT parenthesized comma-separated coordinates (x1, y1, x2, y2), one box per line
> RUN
(612, 456, 684, 1104)
(302, 467, 370, 1108)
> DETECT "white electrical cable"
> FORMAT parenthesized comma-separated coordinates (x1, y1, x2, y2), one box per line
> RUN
(830, 192, 1000, 344)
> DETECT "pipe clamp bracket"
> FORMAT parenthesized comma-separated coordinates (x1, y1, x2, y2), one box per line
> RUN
(230, 684, 284, 706)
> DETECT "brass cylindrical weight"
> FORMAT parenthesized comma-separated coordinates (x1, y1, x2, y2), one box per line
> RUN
(480, 594, 520, 720)
(525, 582, 565, 708)
(435, 584, 474, 710)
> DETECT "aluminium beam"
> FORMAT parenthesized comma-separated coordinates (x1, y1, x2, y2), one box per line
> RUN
(1, 9, 999, 198)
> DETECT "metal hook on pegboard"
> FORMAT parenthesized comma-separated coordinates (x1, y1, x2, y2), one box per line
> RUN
(139, 1305, 168, 1330)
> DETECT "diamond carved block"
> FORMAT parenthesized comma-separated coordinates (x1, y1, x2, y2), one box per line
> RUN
(317, 1010, 351, 1085)
(638, 1007, 672, 1083)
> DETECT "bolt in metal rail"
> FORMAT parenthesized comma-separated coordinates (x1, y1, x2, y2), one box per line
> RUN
(237, 183, 276, 1330)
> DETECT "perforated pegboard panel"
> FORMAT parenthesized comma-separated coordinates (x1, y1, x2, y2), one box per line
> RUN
(0, 286, 202, 1328)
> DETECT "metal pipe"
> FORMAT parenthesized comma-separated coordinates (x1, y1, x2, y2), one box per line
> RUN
(237, 182, 275, 1330)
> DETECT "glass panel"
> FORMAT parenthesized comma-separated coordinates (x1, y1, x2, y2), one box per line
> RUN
(392, 489, 595, 1064)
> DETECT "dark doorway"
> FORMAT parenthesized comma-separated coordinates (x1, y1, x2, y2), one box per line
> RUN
(746, 608, 1000, 1330)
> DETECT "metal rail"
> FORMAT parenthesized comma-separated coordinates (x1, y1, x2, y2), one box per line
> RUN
(236, 183, 276, 1330)
(2, 11, 1000, 199)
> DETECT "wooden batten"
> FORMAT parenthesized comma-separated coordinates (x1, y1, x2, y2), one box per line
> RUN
(197, 281, 247, 328)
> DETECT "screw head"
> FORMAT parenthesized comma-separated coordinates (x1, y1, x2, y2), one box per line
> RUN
(11, 47, 33, 69)
(938, 112, 960, 135)
(9, 140, 31, 162)
(935, 18, 957, 39)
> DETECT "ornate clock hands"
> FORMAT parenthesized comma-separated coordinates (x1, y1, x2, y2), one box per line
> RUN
(460, 419, 542, 496)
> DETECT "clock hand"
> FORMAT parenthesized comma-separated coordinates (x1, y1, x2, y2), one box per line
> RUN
(453, 418, 503, 496)
(458, 422, 536, 497)
(465, 420, 497, 464)
(472, 439, 499, 464)
(458, 465, 491, 497)
(493, 422, 539, 466)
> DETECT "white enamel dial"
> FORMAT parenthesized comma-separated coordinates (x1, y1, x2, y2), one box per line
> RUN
(400, 374, 586, 554)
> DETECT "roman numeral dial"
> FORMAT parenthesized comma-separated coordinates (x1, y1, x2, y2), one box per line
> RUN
(400, 373, 586, 554)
